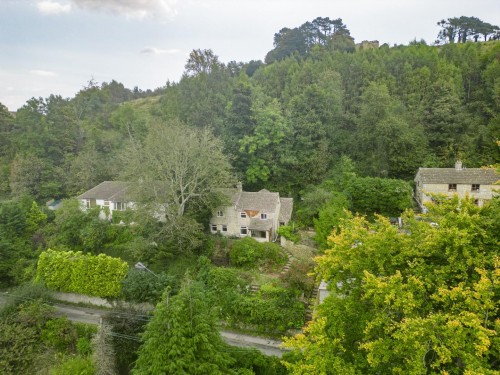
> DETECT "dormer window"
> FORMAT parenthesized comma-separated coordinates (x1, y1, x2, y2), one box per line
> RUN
(217, 210, 224, 217)
(261, 213, 267, 220)
(240, 212, 247, 218)
(448, 184, 457, 192)
(471, 184, 480, 193)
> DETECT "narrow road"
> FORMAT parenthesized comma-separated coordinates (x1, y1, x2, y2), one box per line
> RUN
(0, 294, 288, 357)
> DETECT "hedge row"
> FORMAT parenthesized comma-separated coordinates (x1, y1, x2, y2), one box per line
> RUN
(36, 249, 128, 297)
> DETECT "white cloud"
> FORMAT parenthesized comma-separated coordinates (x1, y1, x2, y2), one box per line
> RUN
(37, 1, 72, 15)
(140, 47, 180, 54)
(72, 0, 178, 19)
(30, 70, 57, 77)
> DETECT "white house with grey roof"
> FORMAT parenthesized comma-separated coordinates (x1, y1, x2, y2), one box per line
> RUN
(209, 183, 293, 242)
(414, 161, 499, 211)
(77, 181, 133, 220)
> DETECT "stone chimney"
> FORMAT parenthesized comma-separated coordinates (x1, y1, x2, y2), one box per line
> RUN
(455, 160, 463, 170)
(236, 182, 242, 192)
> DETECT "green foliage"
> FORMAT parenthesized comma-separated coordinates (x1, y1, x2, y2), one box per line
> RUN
(25, 201, 47, 234)
(50, 355, 94, 375)
(41, 317, 78, 352)
(313, 193, 350, 249)
(345, 176, 413, 218)
(233, 284, 305, 333)
(122, 268, 179, 304)
(229, 237, 286, 269)
(196, 262, 252, 320)
(279, 259, 315, 295)
(226, 346, 287, 374)
(104, 305, 149, 375)
(36, 249, 128, 297)
(437, 16, 499, 44)
(133, 278, 234, 374)
(265, 17, 351, 63)
(0, 295, 93, 375)
(277, 223, 301, 243)
(283, 196, 500, 373)
(197, 256, 305, 334)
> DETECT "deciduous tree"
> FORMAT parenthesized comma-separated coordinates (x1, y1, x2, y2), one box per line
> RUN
(284, 196, 500, 373)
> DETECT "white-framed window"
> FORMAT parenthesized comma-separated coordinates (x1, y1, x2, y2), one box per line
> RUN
(222, 224, 227, 232)
(84, 199, 91, 209)
(211, 224, 218, 232)
(260, 213, 267, 220)
(240, 212, 247, 218)
(217, 210, 224, 217)
(103, 201, 110, 206)
(240, 226, 248, 236)
(448, 184, 457, 192)
(471, 184, 480, 192)
(114, 202, 126, 211)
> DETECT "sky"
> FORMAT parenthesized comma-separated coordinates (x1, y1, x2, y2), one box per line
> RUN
(1, 0, 499, 111)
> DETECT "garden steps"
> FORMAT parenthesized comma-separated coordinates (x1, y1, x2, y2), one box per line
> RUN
(249, 284, 260, 293)
(280, 248, 295, 275)
(305, 285, 319, 321)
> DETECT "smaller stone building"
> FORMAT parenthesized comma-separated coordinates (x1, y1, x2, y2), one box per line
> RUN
(414, 161, 499, 211)
(209, 183, 293, 242)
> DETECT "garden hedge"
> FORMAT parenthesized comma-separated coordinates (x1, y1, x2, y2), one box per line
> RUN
(36, 249, 128, 298)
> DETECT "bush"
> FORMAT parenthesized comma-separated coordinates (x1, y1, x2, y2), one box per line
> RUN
(277, 224, 301, 243)
(280, 259, 315, 295)
(41, 317, 78, 352)
(36, 249, 128, 298)
(200, 266, 252, 320)
(231, 285, 305, 333)
(50, 355, 94, 375)
(122, 269, 178, 304)
(227, 346, 287, 374)
(229, 238, 286, 269)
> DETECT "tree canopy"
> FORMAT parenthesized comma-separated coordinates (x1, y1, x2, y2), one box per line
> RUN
(437, 16, 499, 44)
(283, 196, 500, 373)
(133, 279, 234, 374)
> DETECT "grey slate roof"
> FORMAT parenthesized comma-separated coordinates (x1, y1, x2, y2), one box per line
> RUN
(249, 218, 273, 231)
(77, 181, 131, 201)
(236, 190, 280, 213)
(416, 168, 499, 185)
(279, 197, 293, 223)
(217, 188, 241, 206)
(218, 186, 293, 217)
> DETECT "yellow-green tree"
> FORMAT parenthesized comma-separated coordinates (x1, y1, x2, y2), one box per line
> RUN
(283, 196, 499, 374)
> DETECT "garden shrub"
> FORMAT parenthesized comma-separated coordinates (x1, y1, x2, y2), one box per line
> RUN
(229, 237, 286, 269)
(227, 346, 287, 375)
(277, 224, 301, 243)
(50, 355, 94, 375)
(122, 268, 178, 304)
(279, 259, 315, 295)
(202, 266, 252, 321)
(36, 249, 128, 298)
(41, 317, 78, 352)
(231, 284, 305, 333)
